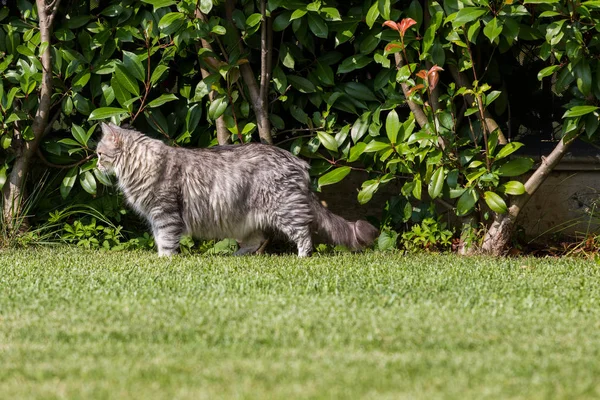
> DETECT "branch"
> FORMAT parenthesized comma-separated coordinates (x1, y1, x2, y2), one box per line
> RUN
(511, 134, 579, 215)
(36, 149, 94, 170)
(448, 63, 507, 145)
(226, 0, 272, 144)
(259, 0, 271, 103)
(194, 6, 230, 145)
(3, 0, 61, 222)
(394, 53, 429, 129)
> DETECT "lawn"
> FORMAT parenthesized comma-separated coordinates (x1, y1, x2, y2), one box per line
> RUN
(0, 248, 599, 399)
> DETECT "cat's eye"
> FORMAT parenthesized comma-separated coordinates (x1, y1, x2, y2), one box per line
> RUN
(97, 152, 103, 157)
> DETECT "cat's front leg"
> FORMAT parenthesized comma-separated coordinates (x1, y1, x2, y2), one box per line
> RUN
(151, 213, 184, 257)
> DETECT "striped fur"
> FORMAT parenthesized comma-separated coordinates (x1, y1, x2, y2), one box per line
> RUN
(96, 123, 378, 256)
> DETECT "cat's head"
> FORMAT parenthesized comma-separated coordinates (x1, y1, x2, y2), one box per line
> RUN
(96, 122, 125, 174)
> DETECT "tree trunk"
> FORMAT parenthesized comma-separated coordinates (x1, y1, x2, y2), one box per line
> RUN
(195, 9, 230, 145)
(225, 0, 272, 144)
(2, 0, 60, 229)
(481, 135, 578, 255)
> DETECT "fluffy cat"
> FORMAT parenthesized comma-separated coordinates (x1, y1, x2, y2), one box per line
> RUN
(96, 123, 378, 256)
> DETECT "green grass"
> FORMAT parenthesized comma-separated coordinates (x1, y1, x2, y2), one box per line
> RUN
(1, 248, 600, 399)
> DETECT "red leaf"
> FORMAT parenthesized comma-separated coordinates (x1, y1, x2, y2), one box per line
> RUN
(415, 69, 428, 80)
(382, 20, 400, 31)
(384, 43, 404, 53)
(428, 71, 440, 90)
(398, 18, 417, 37)
(426, 65, 443, 90)
(407, 84, 425, 96)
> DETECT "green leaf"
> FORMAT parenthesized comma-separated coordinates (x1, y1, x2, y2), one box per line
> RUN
(378, 230, 398, 251)
(500, 181, 526, 195)
(208, 96, 228, 120)
(484, 191, 507, 214)
(495, 142, 524, 159)
(575, 59, 592, 96)
(88, 107, 129, 120)
(71, 124, 88, 146)
(456, 188, 479, 216)
(80, 171, 97, 195)
(366, 2, 380, 29)
(351, 112, 371, 143)
(537, 65, 560, 81)
(316, 62, 334, 86)
(288, 75, 316, 93)
(72, 71, 91, 91)
(115, 65, 140, 96)
(111, 77, 131, 109)
(386, 110, 400, 144)
(0, 165, 6, 191)
(318, 166, 351, 187)
(497, 158, 534, 177)
(358, 180, 379, 204)
(199, 0, 212, 13)
(123, 51, 145, 82)
(364, 139, 391, 153)
(343, 82, 378, 102)
(317, 131, 338, 152)
(378, 0, 391, 19)
(246, 13, 262, 28)
(348, 142, 367, 162)
(158, 12, 185, 36)
(140, 0, 176, 9)
(483, 17, 502, 43)
(428, 168, 444, 199)
(290, 9, 307, 20)
(273, 11, 292, 31)
(321, 7, 341, 21)
(337, 54, 372, 74)
(307, 13, 328, 38)
(147, 94, 178, 108)
(563, 106, 599, 118)
(452, 7, 488, 26)
(150, 65, 169, 85)
(61, 167, 78, 199)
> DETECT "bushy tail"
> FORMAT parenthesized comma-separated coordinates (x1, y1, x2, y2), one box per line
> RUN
(311, 196, 379, 250)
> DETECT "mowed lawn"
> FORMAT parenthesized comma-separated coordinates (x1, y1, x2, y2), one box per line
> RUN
(1, 248, 600, 399)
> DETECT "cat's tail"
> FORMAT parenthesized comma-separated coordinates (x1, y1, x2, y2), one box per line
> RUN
(311, 196, 379, 250)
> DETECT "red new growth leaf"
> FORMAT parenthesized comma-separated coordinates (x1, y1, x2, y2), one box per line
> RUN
(398, 18, 417, 37)
(427, 65, 444, 90)
(407, 84, 425, 96)
(415, 69, 428, 80)
(382, 20, 400, 31)
(384, 43, 403, 53)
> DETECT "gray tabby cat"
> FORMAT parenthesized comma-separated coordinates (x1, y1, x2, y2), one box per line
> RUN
(96, 123, 378, 256)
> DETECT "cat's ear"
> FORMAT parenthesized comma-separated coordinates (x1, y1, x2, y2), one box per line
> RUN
(100, 122, 123, 147)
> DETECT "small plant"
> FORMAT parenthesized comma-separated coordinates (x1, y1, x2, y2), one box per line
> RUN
(401, 217, 453, 253)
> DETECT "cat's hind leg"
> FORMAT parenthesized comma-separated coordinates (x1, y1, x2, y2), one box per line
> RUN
(234, 232, 266, 256)
(278, 223, 312, 257)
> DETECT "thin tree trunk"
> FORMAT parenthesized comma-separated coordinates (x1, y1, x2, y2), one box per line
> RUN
(2, 0, 61, 227)
(481, 135, 578, 255)
(225, 0, 272, 144)
(195, 8, 230, 145)
(448, 64, 507, 145)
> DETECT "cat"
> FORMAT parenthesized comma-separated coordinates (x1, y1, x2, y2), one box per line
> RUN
(96, 123, 379, 256)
